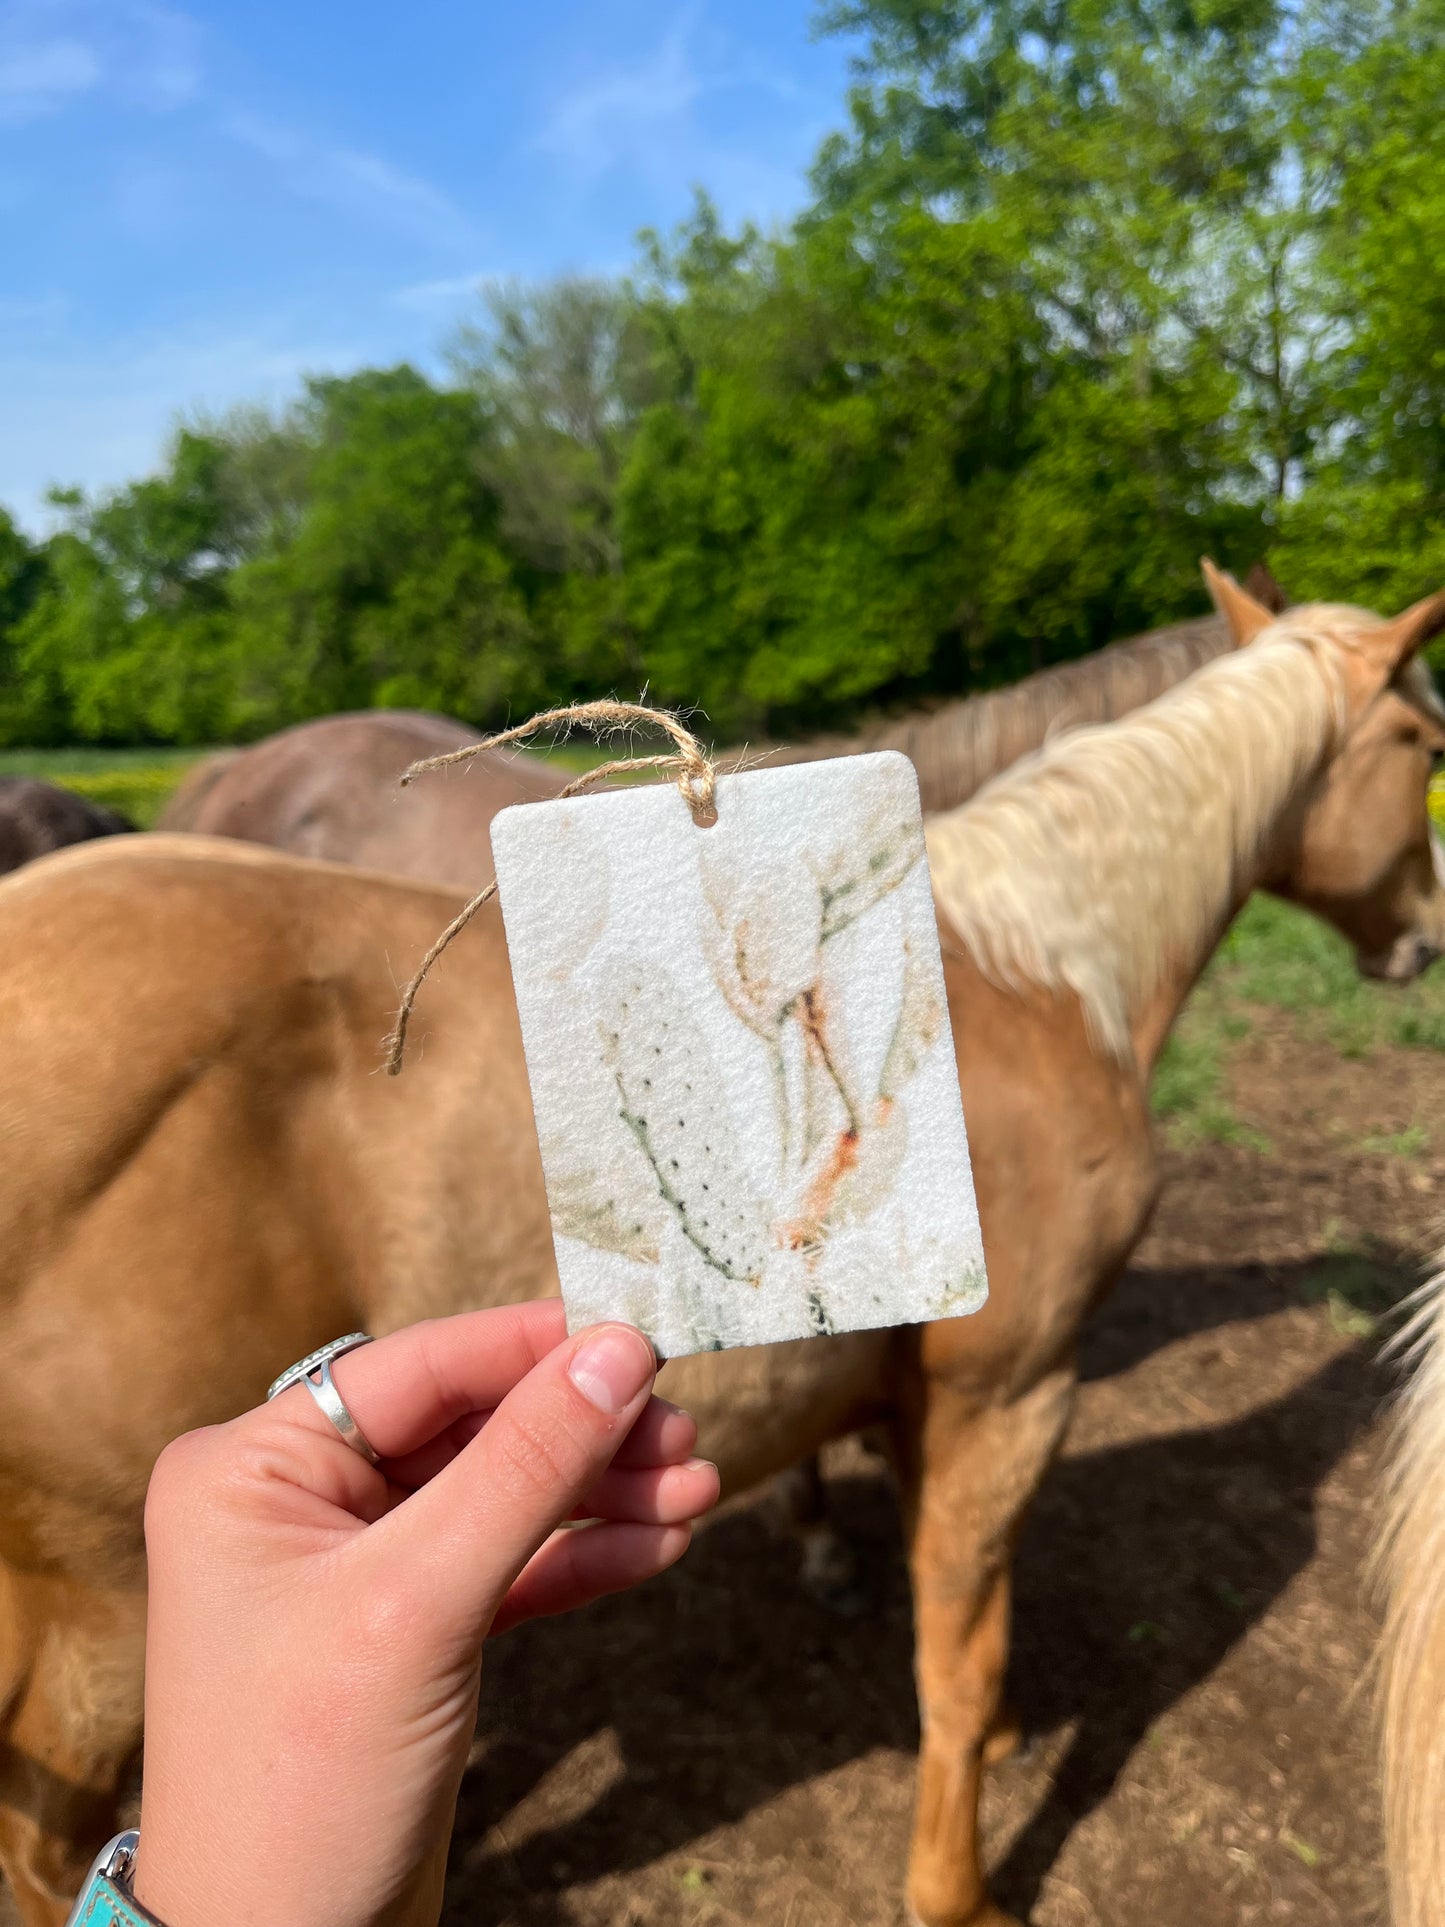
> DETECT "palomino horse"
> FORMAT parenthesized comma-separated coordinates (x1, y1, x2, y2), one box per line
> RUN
(156, 565, 1289, 877)
(0, 569, 1440, 1927)
(154, 610, 1259, 1605)
(0, 780, 131, 875)
(1379, 1256, 1445, 1927)
(156, 602, 1272, 880)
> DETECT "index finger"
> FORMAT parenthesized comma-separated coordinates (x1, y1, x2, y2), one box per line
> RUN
(268, 1301, 569, 1462)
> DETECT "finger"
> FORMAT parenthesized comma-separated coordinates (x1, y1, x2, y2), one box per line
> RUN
(610, 1397, 698, 1469)
(490, 1522, 692, 1635)
(576, 1457, 719, 1526)
(381, 1389, 700, 1494)
(266, 1302, 568, 1465)
(369, 1323, 658, 1618)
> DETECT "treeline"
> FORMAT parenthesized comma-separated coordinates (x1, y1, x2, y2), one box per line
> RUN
(5, 0, 1445, 747)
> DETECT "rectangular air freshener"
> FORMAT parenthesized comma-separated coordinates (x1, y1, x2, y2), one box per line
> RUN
(490, 751, 987, 1358)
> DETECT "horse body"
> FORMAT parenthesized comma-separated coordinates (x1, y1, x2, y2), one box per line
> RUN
(156, 711, 566, 888)
(1, 572, 1442, 1926)
(157, 613, 1240, 886)
(0, 779, 131, 876)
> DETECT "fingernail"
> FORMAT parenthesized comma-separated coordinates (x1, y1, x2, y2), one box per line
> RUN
(682, 1457, 717, 1477)
(567, 1326, 655, 1415)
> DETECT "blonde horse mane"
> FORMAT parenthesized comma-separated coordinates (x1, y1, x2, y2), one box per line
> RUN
(1379, 1252, 1445, 1927)
(922, 609, 1398, 1060)
(828, 615, 1234, 810)
(727, 613, 1233, 810)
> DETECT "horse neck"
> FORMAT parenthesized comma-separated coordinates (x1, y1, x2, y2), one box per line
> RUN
(724, 616, 1230, 811)
(925, 636, 1343, 1079)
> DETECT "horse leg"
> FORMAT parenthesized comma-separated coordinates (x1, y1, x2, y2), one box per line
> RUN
(0, 1566, 145, 1927)
(772, 1456, 868, 1616)
(899, 1366, 1077, 1927)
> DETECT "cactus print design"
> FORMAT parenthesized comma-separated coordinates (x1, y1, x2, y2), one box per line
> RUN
(600, 961, 769, 1285)
(490, 750, 988, 1358)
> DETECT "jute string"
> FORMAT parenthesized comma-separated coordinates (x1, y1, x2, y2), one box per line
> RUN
(384, 700, 718, 1074)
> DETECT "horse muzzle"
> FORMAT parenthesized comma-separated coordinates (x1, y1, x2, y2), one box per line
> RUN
(1358, 932, 1444, 983)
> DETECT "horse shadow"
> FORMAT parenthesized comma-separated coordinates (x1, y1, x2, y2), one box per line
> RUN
(443, 1254, 1407, 1924)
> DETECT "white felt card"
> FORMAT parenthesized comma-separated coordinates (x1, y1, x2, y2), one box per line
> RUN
(490, 751, 987, 1357)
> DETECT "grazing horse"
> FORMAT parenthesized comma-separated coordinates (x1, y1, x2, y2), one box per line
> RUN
(0, 569, 1440, 1927)
(0, 779, 131, 875)
(1378, 1257, 1445, 1927)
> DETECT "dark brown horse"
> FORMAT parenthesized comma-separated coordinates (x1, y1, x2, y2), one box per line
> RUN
(0, 779, 132, 875)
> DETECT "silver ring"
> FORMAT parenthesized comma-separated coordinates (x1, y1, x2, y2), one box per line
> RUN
(267, 1333, 380, 1465)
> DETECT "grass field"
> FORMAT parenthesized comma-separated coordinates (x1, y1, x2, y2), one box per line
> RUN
(6, 748, 1445, 1151)
(0, 740, 615, 827)
(0, 746, 212, 826)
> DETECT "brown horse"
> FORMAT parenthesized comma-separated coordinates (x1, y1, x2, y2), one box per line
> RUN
(0, 779, 132, 875)
(157, 565, 1289, 878)
(156, 604, 1264, 883)
(1378, 1253, 1445, 1927)
(0, 569, 1438, 1927)
(156, 711, 567, 887)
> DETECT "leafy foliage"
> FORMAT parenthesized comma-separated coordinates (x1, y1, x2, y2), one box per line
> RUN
(4, 0, 1445, 744)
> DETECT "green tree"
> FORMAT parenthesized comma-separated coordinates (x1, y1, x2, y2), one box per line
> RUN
(0, 509, 57, 742)
(227, 366, 539, 732)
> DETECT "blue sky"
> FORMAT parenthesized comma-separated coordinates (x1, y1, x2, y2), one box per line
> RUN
(0, 0, 859, 529)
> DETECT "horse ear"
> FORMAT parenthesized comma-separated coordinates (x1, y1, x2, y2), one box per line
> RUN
(1201, 557, 1275, 645)
(1360, 589, 1445, 682)
(1243, 560, 1289, 614)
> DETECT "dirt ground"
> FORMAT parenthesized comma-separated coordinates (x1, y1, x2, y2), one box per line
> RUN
(449, 1020, 1445, 1927)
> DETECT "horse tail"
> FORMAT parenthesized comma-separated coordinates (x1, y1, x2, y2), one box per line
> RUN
(1379, 1256, 1445, 1927)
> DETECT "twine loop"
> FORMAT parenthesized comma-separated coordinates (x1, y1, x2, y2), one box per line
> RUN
(384, 700, 716, 1074)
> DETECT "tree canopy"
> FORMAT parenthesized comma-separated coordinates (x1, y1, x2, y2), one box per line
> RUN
(6, 0, 1445, 746)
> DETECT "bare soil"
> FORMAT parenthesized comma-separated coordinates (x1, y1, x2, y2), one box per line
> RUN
(450, 1021, 1445, 1927)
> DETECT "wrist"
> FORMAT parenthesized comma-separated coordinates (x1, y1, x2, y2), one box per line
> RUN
(67, 1834, 171, 1927)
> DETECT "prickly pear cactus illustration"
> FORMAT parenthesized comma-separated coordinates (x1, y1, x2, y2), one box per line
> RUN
(699, 847, 823, 1039)
(498, 753, 982, 1354)
(529, 1000, 669, 1264)
(539, 1159, 663, 1264)
(814, 783, 926, 942)
(598, 959, 769, 1286)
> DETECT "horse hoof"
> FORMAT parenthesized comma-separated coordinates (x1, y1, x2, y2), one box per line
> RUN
(982, 1703, 1025, 1766)
(799, 1531, 870, 1617)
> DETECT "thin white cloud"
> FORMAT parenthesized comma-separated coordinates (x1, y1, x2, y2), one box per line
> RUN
(0, 3, 467, 251)
(222, 107, 478, 251)
(390, 270, 492, 312)
(539, 15, 701, 177)
(0, 290, 71, 327)
(0, 318, 410, 529)
(0, 0, 200, 123)
(534, 4, 827, 224)
(0, 29, 98, 120)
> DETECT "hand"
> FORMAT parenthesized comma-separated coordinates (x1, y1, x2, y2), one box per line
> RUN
(131, 1302, 719, 1927)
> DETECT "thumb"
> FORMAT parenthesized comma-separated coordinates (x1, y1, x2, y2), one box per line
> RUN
(370, 1323, 658, 1635)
